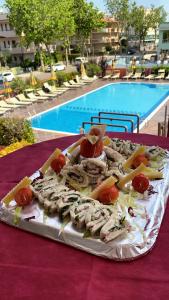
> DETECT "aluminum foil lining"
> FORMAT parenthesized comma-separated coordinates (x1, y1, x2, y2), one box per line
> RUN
(0, 157, 169, 261)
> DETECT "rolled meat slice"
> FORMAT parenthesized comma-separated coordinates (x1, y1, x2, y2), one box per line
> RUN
(81, 158, 107, 185)
(85, 205, 113, 236)
(57, 190, 81, 220)
(110, 138, 139, 158)
(70, 197, 97, 229)
(61, 165, 89, 189)
(100, 214, 127, 243)
(104, 146, 125, 163)
(81, 158, 107, 176)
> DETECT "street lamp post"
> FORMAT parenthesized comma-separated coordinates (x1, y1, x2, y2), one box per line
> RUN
(20, 31, 25, 62)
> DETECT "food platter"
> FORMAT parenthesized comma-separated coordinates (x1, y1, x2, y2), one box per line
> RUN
(0, 128, 169, 261)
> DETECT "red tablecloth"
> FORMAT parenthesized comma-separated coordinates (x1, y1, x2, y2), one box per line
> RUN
(0, 132, 169, 300)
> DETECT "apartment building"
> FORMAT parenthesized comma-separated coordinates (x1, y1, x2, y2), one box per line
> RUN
(128, 27, 158, 52)
(0, 13, 35, 65)
(158, 22, 169, 56)
(72, 16, 121, 55)
(90, 17, 121, 54)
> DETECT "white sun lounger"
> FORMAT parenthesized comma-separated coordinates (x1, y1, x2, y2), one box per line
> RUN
(25, 92, 46, 102)
(16, 94, 37, 103)
(6, 97, 32, 106)
(43, 83, 66, 94)
(132, 72, 142, 79)
(69, 80, 82, 87)
(36, 89, 54, 98)
(0, 107, 11, 113)
(154, 72, 165, 80)
(103, 74, 112, 79)
(0, 100, 19, 109)
(144, 74, 155, 80)
(75, 75, 87, 85)
(111, 72, 120, 79)
(63, 82, 77, 88)
(122, 72, 133, 80)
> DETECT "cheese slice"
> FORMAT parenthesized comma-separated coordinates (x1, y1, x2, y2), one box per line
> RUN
(118, 163, 146, 190)
(2, 176, 32, 206)
(123, 146, 146, 170)
(90, 176, 117, 200)
(40, 148, 61, 174)
(142, 167, 163, 180)
(103, 136, 111, 146)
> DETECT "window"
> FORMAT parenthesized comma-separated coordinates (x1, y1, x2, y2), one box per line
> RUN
(163, 31, 169, 43)
(8, 40, 10, 47)
(12, 40, 16, 48)
(1, 24, 3, 31)
(5, 24, 7, 31)
(3, 41, 6, 48)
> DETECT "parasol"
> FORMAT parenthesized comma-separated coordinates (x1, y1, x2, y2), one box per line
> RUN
(80, 63, 87, 79)
(131, 57, 136, 73)
(29, 71, 37, 86)
(51, 67, 57, 81)
(112, 59, 116, 74)
(3, 80, 12, 98)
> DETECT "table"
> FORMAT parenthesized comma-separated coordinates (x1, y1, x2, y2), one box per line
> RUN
(0, 132, 169, 300)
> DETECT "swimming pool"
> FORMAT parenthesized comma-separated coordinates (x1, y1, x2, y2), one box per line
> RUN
(31, 83, 169, 134)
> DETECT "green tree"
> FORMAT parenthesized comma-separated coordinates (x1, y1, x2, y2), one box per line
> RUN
(150, 5, 167, 46)
(130, 4, 152, 52)
(105, 0, 131, 53)
(6, 0, 75, 69)
(73, 0, 105, 56)
(56, 0, 75, 66)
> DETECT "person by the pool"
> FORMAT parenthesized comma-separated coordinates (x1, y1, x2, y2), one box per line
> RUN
(131, 57, 136, 75)
(100, 56, 107, 77)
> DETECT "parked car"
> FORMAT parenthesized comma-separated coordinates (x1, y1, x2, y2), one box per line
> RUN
(75, 57, 88, 65)
(0, 71, 15, 82)
(46, 63, 66, 72)
(127, 48, 137, 55)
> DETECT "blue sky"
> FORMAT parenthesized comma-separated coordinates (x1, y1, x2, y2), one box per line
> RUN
(1, 0, 169, 14)
(88, 0, 169, 14)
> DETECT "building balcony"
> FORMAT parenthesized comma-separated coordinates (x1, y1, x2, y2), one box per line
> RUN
(93, 28, 111, 34)
(0, 46, 35, 54)
(92, 38, 112, 44)
(159, 23, 169, 30)
(0, 30, 16, 38)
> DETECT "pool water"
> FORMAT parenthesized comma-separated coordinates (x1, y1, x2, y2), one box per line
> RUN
(31, 83, 169, 134)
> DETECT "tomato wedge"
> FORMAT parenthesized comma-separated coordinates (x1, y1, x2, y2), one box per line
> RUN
(80, 138, 103, 158)
(15, 187, 33, 207)
(50, 154, 66, 173)
(98, 185, 119, 204)
(132, 173, 149, 194)
(132, 154, 149, 169)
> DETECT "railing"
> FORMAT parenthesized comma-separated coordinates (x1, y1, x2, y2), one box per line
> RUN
(82, 122, 128, 132)
(81, 112, 140, 134)
(158, 106, 169, 137)
(91, 116, 134, 132)
(98, 112, 140, 133)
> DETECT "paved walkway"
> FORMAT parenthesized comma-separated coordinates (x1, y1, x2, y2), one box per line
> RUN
(4, 78, 169, 142)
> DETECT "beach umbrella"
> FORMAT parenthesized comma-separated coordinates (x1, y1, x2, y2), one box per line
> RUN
(3, 80, 12, 98)
(29, 71, 37, 86)
(131, 57, 136, 73)
(51, 67, 57, 81)
(80, 63, 87, 78)
(112, 59, 116, 74)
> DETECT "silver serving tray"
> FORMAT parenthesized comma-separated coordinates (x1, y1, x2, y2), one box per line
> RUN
(0, 149, 169, 261)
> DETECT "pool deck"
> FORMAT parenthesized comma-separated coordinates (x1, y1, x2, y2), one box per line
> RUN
(4, 78, 169, 142)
